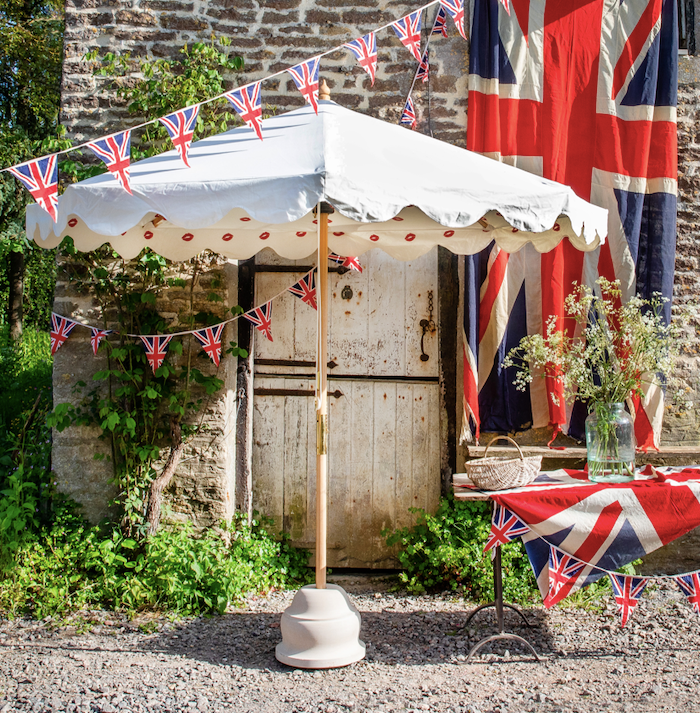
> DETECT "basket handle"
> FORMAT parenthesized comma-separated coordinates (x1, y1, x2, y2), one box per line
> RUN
(483, 435, 524, 461)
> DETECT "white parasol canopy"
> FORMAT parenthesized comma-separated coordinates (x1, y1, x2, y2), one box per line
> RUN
(27, 101, 607, 257)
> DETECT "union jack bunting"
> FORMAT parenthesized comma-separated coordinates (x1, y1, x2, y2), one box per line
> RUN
(344, 33, 378, 86)
(328, 253, 363, 273)
(193, 323, 226, 367)
(50, 313, 78, 356)
(545, 547, 586, 608)
(391, 10, 423, 62)
(432, 6, 449, 37)
(609, 573, 649, 627)
(138, 335, 173, 373)
(90, 328, 112, 356)
(159, 105, 200, 167)
(439, 0, 467, 40)
(416, 48, 430, 84)
(287, 58, 321, 114)
(225, 82, 264, 140)
(491, 468, 700, 604)
(87, 131, 133, 194)
(400, 96, 417, 130)
(465, 0, 678, 449)
(483, 503, 530, 553)
(8, 155, 59, 222)
(675, 572, 700, 614)
(243, 301, 273, 342)
(288, 271, 317, 311)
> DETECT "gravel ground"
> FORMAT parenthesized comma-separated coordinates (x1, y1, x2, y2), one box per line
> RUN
(1, 575, 699, 713)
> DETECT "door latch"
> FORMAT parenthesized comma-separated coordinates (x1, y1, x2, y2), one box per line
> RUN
(419, 290, 435, 362)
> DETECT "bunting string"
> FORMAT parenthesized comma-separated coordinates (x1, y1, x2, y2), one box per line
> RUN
(0, 0, 467, 212)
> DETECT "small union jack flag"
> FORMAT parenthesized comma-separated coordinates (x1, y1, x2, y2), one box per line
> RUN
(225, 82, 264, 140)
(138, 335, 173, 373)
(243, 302, 273, 342)
(50, 313, 78, 356)
(416, 48, 430, 84)
(483, 503, 530, 553)
(193, 323, 226, 367)
(609, 573, 649, 627)
(400, 96, 417, 130)
(90, 328, 112, 356)
(288, 271, 317, 310)
(544, 547, 586, 608)
(87, 130, 132, 194)
(328, 253, 363, 273)
(391, 10, 423, 62)
(344, 32, 378, 86)
(675, 572, 700, 615)
(9, 155, 59, 222)
(159, 105, 200, 167)
(439, 0, 467, 41)
(287, 57, 321, 114)
(432, 6, 449, 37)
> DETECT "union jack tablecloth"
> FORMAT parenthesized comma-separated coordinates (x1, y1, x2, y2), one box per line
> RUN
(454, 467, 700, 605)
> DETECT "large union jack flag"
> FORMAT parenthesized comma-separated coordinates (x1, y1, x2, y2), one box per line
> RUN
(675, 572, 700, 615)
(287, 58, 321, 114)
(609, 573, 649, 627)
(225, 83, 264, 140)
(159, 105, 200, 167)
(90, 328, 112, 356)
(9, 155, 59, 222)
(344, 33, 378, 86)
(400, 96, 417, 130)
(193, 323, 226, 367)
(464, 0, 677, 450)
(392, 10, 423, 62)
(488, 468, 700, 603)
(288, 271, 317, 311)
(139, 335, 173, 373)
(50, 313, 78, 356)
(439, 0, 467, 40)
(243, 301, 273, 342)
(87, 130, 133, 195)
(483, 503, 530, 552)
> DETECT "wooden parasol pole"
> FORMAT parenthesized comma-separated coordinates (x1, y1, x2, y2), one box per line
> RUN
(316, 201, 332, 589)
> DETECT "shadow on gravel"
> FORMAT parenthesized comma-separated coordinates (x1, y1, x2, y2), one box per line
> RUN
(142, 606, 561, 671)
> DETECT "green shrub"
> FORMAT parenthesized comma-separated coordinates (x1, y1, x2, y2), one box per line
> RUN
(384, 496, 538, 603)
(0, 505, 312, 618)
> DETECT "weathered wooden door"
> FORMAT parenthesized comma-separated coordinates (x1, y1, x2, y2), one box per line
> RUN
(251, 248, 441, 568)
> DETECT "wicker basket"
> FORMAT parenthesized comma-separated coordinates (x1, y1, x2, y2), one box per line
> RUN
(464, 436, 541, 491)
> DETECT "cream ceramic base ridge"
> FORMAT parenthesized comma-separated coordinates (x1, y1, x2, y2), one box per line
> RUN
(275, 584, 366, 669)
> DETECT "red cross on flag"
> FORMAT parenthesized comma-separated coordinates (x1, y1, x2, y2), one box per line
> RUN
(391, 10, 423, 62)
(243, 302, 273, 342)
(87, 130, 133, 194)
(287, 58, 321, 114)
(288, 270, 317, 310)
(159, 105, 200, 167)
(344, 33, 378, 86)
(675, 572, 700, 615)
(193, 323, 226, 366)
(225, 83, 264, 140)
(138, 335, 173, 373)
(90, 328, 113, 355)
(50, 313, 79, 356)
(609, 573, 649, 627)
(544, 547, 586, 608)
(8, 155, 59, 222)
(439, 0, 467, 41)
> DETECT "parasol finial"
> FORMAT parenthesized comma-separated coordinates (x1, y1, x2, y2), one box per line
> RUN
(319, 78, 331, 102)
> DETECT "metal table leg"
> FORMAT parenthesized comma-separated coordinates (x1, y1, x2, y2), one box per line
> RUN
(463, 547, 540, 662)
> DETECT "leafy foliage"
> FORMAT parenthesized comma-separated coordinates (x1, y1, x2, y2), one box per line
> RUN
(384, 497, 538, 603)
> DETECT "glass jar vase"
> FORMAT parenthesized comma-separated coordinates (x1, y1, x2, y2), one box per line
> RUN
(585, 402, 635, 483)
